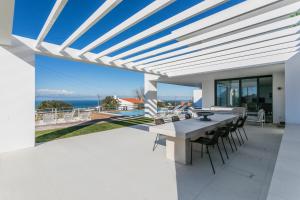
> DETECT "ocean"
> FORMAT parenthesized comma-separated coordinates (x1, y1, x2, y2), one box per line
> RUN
(35, 100, 99, 109)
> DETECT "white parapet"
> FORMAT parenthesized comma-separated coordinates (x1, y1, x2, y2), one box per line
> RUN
(144, 73, 159, 118)
(285, 52, 300, 125)
(0, 37, 35, 153)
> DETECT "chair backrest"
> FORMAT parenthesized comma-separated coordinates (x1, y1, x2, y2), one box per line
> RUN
(217, 126, 230, 137)
(154, 118, 165, 125)
(171, 115, 180, 122)
(209, 129, 224, 145)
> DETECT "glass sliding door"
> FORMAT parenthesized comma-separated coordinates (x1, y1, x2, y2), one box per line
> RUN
(241, 78, 258, 112)
(215, 75, 273, 122)
(258, 77, 273, 121)
(216, 80, 239, 107)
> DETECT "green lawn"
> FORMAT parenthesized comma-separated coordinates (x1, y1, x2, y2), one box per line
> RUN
(36, 117, 153, 143)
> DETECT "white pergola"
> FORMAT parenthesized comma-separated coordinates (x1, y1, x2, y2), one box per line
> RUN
(1, 0, 300, 152)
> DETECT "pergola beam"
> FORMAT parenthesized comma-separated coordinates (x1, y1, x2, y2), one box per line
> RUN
(110, 0, 281, 63)
(167, 48, 299, 77)
(78, 0, 175, 56)
(94, 0, 227, 59)
(128, 16, 300, 67)
(125, 1, 300, 64)
(159, 41, 300, 73)
(0, 0, 15, 45)
(143, 27, 300, 70)
(59, 0, 122, 51)
(35, 0, 68, 48)
(16, 35, 159, 75)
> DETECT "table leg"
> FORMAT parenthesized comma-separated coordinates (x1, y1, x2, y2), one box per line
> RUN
(165, 136, 191, 165)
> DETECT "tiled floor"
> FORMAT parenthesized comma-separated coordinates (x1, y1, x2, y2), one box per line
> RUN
(0, 124, 283, 200)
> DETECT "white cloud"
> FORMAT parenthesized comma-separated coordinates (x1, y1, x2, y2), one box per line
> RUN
(36, 89, 74, 96)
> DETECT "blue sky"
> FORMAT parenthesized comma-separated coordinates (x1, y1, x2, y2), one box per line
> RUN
(13, 0, 244, 100)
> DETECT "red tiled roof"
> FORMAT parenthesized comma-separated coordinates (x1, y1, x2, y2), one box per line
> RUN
(121, 98, 143, 104)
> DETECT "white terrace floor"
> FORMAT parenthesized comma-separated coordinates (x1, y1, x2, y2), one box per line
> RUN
(0, 124, 283, 200)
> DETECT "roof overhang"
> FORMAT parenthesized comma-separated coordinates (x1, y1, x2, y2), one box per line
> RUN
(3, 0, 300, 78)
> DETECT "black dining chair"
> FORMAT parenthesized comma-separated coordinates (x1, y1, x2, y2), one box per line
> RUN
(227, 120, 244, 146)
(153, 118, 165, 151)
(217, 126, 234, 158)
(190, 129, 225, 174)
(237, 115, 248, 141)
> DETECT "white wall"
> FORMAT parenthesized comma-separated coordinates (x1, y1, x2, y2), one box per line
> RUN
(202, 79, 214, 108)
(273, 71, 285, 124)
(285, 53, 300, 124)
(144, 74, 159, 117)
(200, 72, 285, 124)
(0, 37, 35, 153)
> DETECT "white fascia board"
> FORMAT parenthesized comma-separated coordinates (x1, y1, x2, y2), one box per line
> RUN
(167, 48, 299, 77)
(149, 33, 300, 72)
(159, 41, 300, 73)
(142, 26, 300, 69)
(129, 16, 300, 67)
(59, 0, 122, 51)
(35, 0, 68, 48)
(15, 35, 159, 75)
(78, 0, 174, 56)
(0, 0, 15, 45)
(112, 0, 281, 63)
(125, 2, 300, 63)
(95, 0, 227, 59)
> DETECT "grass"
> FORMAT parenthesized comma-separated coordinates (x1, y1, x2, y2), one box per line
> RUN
(36, 117, 153, 143)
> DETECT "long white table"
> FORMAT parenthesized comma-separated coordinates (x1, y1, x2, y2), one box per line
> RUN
(149, 114, 237, 164)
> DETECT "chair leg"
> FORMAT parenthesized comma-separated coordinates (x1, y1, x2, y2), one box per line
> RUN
(201, 143, 204, 158)
(206, 146, 215, 174)
(226, 136, 234, 152)
(230, 132, 238, 151)
(216, 142, 225, 164)
(242, 127, 248, 140)
(238, 129, 245, 144)
(235, 130, 242, 146)
(221, 137, 229, 159)
(152, 134, 159, 151)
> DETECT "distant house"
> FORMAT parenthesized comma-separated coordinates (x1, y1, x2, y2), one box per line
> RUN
(116, 97, 143, 110)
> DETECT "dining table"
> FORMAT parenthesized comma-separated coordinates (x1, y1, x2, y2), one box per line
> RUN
(149, 114, 237, 164)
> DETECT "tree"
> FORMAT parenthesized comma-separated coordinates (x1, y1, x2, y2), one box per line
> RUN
(134, 87, 144, 101)
(101, 96, 120, 109)
(38, 100, 73, 110)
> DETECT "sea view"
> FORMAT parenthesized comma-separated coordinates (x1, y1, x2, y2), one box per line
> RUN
(35, 100, 99, 109)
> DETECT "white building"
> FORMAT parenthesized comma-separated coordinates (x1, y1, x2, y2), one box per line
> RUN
(115, 96, 143, 110)
(1, 0, 300, 199)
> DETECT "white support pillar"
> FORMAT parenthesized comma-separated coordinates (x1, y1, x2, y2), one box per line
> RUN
(0, 37, 35, 153)
(202, 79, 215, 108)
(193, 85, 202, 108)
(272, 71, 285, 124)
(144, 73, 159, 118)
(285, 52, 300, 125)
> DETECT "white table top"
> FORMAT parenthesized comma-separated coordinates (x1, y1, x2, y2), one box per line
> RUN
(149, 114, 237, 139)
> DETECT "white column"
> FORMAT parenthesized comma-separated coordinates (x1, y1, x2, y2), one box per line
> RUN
(144, 73, 158, 118)
(193, 85, 202, 108)
(272, 71, 285, 124)
(0, 37, 35, 153)
(202, 79, 215, 108)
(285, 52, 300, 125)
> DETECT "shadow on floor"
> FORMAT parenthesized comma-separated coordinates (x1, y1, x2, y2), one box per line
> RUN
(174, 125, 283, 200)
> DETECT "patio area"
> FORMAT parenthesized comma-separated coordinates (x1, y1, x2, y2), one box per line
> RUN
(0, 124, 283, 200)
